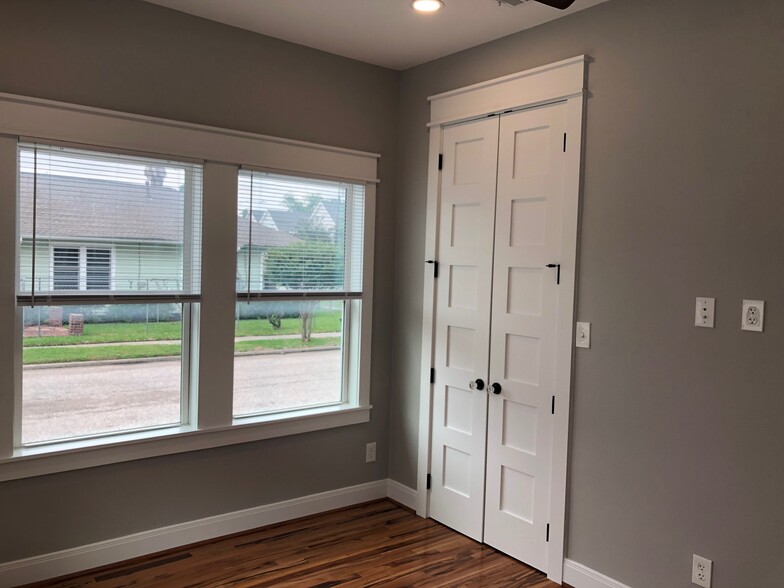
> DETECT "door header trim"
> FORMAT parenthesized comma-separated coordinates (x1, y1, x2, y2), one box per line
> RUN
(427, 55, 586, 128)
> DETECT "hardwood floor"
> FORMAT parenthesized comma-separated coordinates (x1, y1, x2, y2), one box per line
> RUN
(28, 500, 561, 588)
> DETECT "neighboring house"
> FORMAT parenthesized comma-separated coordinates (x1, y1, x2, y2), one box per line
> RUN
(18, 169, 187, 295)
(312, 199, 341, 233)
(236, 218, 299, 292)
(262, 209, 312, 234)
(258, 203, 342, 241)
(251, 208, 273, 227)
(17, 170, 296, 295)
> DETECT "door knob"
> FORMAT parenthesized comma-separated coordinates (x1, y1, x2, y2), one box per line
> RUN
(469, 378, 485, 391)
(488, 382, 502, 395)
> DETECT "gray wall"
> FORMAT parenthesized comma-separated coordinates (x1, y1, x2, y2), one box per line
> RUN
(2, 1, 784, 586)
(391, 0, 784, 587)
(0, 0, 398, 562)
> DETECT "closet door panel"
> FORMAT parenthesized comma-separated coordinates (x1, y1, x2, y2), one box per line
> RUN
(429, 117, 499, 541)
(484, 103, 567, 571)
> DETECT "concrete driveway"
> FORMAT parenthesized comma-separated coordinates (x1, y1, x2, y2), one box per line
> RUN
(22, 350, 341, 445)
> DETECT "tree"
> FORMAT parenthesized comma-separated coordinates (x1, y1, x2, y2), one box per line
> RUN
(264, 241, 342, 341)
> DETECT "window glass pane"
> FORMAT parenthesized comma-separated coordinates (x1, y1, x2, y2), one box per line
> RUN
(236, 172, 364, 294)
(17, 144, 202, 297)
(52, 247, 79, 290)
(22, 303, 184, 445)
(233, 301, 344, 417)
(86, 248, 112, 290)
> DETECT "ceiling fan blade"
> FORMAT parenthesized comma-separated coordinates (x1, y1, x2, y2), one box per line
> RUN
(532, 0, 577, 9)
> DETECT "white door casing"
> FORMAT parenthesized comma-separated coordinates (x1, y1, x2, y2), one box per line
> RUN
(429, 117, 499, 541)
(483, 103, 567, 571)
(417, 56, 586, 584)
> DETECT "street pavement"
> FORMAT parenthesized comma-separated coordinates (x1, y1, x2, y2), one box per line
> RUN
(22, 350, 342, 444)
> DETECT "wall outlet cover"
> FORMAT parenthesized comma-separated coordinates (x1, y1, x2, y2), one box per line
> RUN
(695, 297, 715, 328)
(365, 442, 377, 463)
(741, 300, 764, 332)
(692, 554, 712, 587)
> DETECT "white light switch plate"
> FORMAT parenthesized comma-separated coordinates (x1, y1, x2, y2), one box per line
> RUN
(576, 322, 591, 348)
(695, 297, 715, 328)
(741, 300, 764, 332)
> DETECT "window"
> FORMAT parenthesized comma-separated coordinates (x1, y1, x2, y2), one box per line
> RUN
(16, 143, 202, 446)
(86, 248, 111, 290)
(51, 246, 113, 291)
(235, 171, 365, 418)
(52, 247, 79, 290)
(1, 94, 377, 479)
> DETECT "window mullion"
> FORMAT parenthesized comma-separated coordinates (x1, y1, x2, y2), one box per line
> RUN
(196, 162, 239, 430)
(79, 246, 86, 291)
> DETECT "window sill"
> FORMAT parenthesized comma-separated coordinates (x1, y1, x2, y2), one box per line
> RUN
(0, 404, 371, 482)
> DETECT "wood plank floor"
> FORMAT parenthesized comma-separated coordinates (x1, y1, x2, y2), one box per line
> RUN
(28, 500, 561, 588)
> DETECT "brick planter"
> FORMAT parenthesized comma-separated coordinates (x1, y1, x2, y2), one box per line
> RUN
(68, 314, 85, 336)
(49, 307, 64, 328)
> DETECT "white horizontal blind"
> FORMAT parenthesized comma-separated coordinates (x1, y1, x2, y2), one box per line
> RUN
(16, 143, 203, 305)
(237, 170, 365, 299)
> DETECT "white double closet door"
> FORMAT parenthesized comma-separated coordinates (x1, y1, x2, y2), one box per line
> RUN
(429, 101, 568, 573)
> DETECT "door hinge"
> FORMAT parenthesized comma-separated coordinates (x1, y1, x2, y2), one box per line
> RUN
(438, 154, 443, 170)
(426, 259, 439, 278)
(427, 473, 432, 490)
(551, 396, 555, 415)
(563, 133, 567, 152)
(430, 368, 435, 384)
(546, 523, 550, 542)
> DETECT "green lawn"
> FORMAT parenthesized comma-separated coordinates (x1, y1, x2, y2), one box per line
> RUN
(24, 344, 182, 365)
(23, 311, 342, 347)
(235, 312, 342, 338)
(23, 337, 340, 365)
(235, 337, 340, 353)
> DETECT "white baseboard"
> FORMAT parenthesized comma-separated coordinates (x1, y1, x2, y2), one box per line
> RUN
(386, 479, 418, 510)
(0, 479, 390, 588)
(563, 559, 632, 588)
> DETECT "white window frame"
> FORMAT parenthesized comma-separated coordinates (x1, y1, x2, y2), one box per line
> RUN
(232, 172, 367, 422)
(0, 92, 377, 482)
(15, 140, 201, 449)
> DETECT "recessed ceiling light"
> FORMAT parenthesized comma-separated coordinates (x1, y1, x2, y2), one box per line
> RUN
(411, 0, 445, 13)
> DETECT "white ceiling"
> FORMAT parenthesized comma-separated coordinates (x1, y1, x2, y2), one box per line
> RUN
(143, 0, 610, 70)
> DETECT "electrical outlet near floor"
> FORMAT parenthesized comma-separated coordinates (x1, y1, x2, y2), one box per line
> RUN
(365, 442, 377, 463)
(692, 554, 712, 587)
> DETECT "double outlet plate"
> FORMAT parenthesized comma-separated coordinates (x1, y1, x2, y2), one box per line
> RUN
(692, 554, 713, 587)
(695, 298, 765, 332)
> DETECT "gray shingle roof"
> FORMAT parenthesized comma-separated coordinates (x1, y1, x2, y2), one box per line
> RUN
(18, 172, 296, 249)
(18, 172, 185, 243)
(237, 220, 299, 250)
(266, 209, 311, 234)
